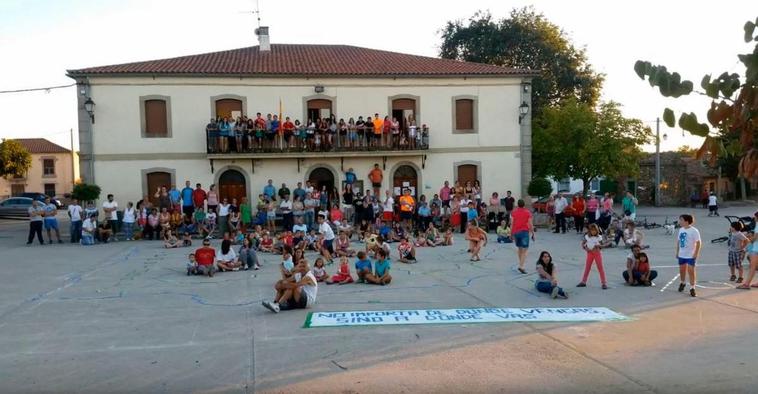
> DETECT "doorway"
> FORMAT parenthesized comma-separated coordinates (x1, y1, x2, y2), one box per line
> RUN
(216, 99, 243, 120)
(393, 165, 418, 197)
(456, 164, 478, 187)
(218, 169, 247, 203)
(391, 98, 416, 131)
(307, 99, 332, 122)
(146, 171, 171, 205)
(308, 167, 335, 197)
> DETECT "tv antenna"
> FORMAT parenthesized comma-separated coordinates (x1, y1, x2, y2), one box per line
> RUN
(238, 0, 261, 29)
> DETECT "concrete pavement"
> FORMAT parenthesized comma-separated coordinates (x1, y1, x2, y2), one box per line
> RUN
(0, 206, 756, 393)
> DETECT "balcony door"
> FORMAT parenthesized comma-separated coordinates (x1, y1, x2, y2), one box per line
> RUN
(216, 99, 243, 120)
(391, 98, 416, 131)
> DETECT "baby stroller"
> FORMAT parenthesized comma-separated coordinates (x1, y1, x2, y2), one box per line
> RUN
(711, 215, 756, 243)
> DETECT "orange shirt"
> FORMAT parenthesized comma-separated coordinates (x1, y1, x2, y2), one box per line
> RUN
(373, 118, 383, 135)
(369, 168, 383, 183)
(399, 195, 415, 212)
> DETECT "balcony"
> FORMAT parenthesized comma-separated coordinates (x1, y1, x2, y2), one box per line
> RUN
(205, 127, 429, 159)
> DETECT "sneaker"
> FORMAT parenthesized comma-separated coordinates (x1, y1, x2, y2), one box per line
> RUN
(558, 289, 568, 299)
(678, 283, 686, 292)
(602, 284, 608, 290)
(576, 283, 586, 288)
(262, 301, 279, 313)
(690, 288, 696, 297)
(243, 265, 249, 271)
(551, 286, 560, 299)
(232, 267, 240, 272)
(253, 264, 261, 270)
(517, 268, 527, 274)
(208, 269, 214, 278)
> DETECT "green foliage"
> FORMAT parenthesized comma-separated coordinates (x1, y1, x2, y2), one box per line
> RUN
(72, 183, 101, 203)
(439, 7, 604, 116)
(533, 99, 651, 193)
(634, 17, 758, 177)
(0, 139, 32, 178)
(527, 177, 552, 198)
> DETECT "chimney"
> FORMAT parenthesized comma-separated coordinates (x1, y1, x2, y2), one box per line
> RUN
(255, 26, 270, 51)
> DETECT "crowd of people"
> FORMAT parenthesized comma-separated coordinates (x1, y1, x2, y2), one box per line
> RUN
(205, 112, 430, 153)
(25, 169, 758, 310)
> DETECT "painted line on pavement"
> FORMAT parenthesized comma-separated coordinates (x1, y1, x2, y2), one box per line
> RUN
(660, 274, 680, 292)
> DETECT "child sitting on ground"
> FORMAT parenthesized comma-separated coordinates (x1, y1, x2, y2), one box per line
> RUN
(354, 251, 373, 283)
(443, 227, 454, 246)
(259, 233, 274, 253)
(358, 220, 370, 242)
(311, 257, 329, 282)
(398, 237, 417, 263)
(305, 229, 318, 251)
(496, 220, 512, 243)
(164, 229, 179, 248)
(205, 209, 217, 238)
(335, 231, 356, 257)
(327, 256, 354, 284)
(366, 248, 392, 285)
(186, 252, 197, 276)
(182, 231, 192, 247)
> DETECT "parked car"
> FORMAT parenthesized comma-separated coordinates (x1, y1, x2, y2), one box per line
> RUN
(531, 196, 551, 213)
(0, 197, 34, 218)
(19, 192, 62, 209)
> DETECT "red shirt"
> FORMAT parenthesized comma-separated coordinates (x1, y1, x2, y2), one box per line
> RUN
(192, 189, 206, 207)
(283, 121, 295, 131)
(572, 198, 585, 214)
(511, 207, 532, 234)
(195, 247, 216, 266)
(637, 260, 650, 274)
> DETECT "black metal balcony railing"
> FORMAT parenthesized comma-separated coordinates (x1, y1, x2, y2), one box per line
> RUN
(205, 127, 430, 154)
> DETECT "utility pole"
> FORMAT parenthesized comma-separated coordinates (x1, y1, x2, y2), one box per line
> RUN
(655, 118, 661, 207)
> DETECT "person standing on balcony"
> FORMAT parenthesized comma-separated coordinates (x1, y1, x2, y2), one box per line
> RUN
(382, 116, 391, 149)
(206, 118, 218, 153)
(356, 116, 366, 149)
(372, 114, 383, 149)
(347, 118, 357, 149)
(391, 117, 400, 149)
(234, 116, 244, 153)
(282, 117, 295, 151)
(408, 116, 417, 150)
(271, 115, 281, 151)
(254, 113, 266, 150)
(217, 117, 230, 153)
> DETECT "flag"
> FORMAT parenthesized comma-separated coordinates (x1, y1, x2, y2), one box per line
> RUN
(278, 97, 283, 135)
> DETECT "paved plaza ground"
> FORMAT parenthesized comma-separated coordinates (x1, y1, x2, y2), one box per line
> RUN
(0, 206, 756, 393)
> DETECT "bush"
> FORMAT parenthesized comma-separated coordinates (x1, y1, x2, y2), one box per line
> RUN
(72, 183, 101, 203)
(527, 177, 552, 198)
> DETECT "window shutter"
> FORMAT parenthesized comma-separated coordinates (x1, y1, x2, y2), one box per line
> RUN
(145, 100, 168, 136)
(455, 99, 474, 130)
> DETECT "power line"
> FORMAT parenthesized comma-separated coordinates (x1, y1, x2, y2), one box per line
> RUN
(0, 83, 76, 94)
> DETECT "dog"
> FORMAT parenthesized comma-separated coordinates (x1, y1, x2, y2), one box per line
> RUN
(663, 224, 675, 235)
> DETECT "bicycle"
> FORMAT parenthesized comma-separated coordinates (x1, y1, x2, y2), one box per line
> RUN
(711, 215, 756, 243)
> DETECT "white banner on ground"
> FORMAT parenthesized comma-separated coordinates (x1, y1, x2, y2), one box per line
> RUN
(304, 307, 627, 328)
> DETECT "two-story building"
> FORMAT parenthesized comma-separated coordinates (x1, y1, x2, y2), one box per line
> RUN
(0, 138, 76, 200)
(67, 30, 535, 207)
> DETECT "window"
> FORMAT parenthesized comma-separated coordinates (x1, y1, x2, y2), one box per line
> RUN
(144, 100, 168, 136)
(11, 184, 25, 196)
(140, 95, 172, 138)
(44, 183, 56, 197)
(452, 96, 477, 133)
(590, 179, 600, 191)
(43, 158, 55, 176)
(558, 178, 571, 192)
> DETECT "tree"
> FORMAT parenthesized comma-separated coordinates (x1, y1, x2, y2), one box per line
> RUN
(676, 145, 698, 157)
(633, 17, 758, 179)
(533, 99, 651, 194)
(0, 139, 32, 178)
(439, 7, 604, 116)
(71, 183, 101, 203)
(527, 177, 552, 198)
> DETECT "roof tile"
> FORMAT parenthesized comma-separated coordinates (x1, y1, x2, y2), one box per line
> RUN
(68, 44, 534, 77)
(11, 138, 71, 154)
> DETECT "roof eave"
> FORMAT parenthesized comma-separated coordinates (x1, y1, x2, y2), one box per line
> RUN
(66, 71, 540, 79)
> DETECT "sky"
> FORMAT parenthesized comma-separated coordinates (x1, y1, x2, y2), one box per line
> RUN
(0, 0, 756, 153)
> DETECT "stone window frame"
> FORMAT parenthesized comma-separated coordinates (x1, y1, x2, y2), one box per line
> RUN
(41, 156, 56, 178)
(139, 95, 172, 138)
(451, 95, 478, 134)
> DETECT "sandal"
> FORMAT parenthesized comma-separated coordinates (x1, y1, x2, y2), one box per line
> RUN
(517, 268, 527, 274)
(729, 275, 737, 282)
(736, 277, 743, 283)
(736, 285, 750, 290)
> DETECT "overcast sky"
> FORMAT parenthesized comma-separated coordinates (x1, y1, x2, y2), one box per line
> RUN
(1, 0, 755, 152)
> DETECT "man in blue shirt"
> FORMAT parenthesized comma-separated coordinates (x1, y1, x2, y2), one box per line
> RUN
(354, 251, 373, 283)
(263, 179, 277, 201)
(181, 180, 194, 216)
(345, 168, 356, 186)
(168, 184, 181, 210)
(293, 182, 306, 202)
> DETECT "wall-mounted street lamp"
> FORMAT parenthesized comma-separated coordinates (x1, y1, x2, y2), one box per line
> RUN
(84, 97, 96, 123)
(518, 101, 529, 124)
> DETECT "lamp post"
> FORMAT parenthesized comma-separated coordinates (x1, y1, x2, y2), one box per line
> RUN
(654, 117, 668, 207)
(518, 101, 529, 124)
(84, 97, 95, 123)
